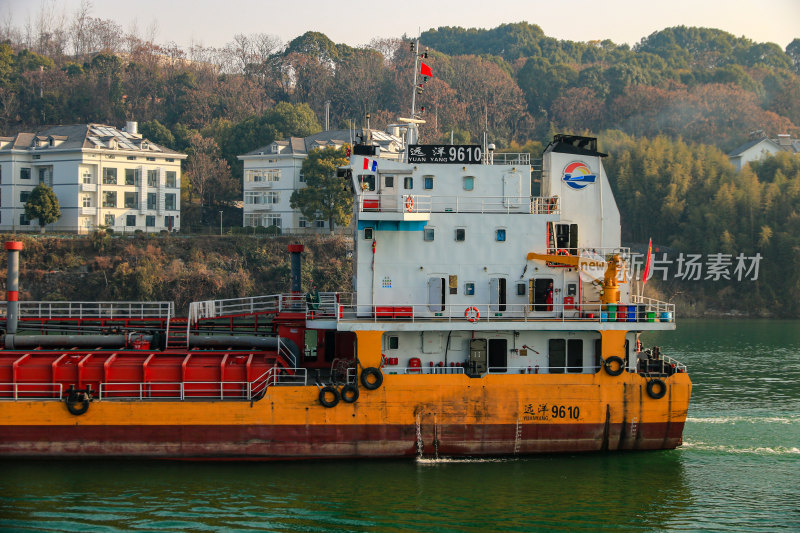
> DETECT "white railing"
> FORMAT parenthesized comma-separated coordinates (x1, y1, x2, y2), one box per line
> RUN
(359, 195, 560, 215)
(488, 365, 593, 374)
(0, 383, 63, 399)
(0, 301, 174, 319)
(631, 295, 675, 318)
(485, 152, 531, 165)
(339, 301, 676, 324)
(277, 337, 297, 368)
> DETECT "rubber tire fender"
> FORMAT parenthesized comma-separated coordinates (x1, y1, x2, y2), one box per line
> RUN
(341, 383, 359, 403)
(646, 378, 667, 399)
(319, 386, 340, 408)
(65, 393, 90, 416)
(360, 367, 384, 390)
(603, 355, 625, 377)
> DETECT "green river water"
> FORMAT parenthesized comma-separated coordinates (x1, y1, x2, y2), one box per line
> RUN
(1, 319, 799, 531)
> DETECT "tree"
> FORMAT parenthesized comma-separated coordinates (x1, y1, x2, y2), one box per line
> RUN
(25, 183, 61, 233)
(290, 146, 351, 234)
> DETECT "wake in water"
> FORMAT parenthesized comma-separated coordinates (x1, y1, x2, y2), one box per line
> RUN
(681, 440, 800, 455)
(687, 415, 800, 424)
(416, 456, 517, 465)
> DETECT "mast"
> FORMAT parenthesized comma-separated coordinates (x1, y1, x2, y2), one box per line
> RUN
(411, 35, 420, 118)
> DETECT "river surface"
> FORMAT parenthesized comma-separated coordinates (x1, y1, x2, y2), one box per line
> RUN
(1, 319, 799, 531)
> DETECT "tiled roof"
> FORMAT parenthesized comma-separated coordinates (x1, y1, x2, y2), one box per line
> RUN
(0, 124, 184, 156)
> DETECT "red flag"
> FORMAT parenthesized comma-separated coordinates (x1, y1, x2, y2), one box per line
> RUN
(642, 239, 653, 284)
(420, 62, 433, 77)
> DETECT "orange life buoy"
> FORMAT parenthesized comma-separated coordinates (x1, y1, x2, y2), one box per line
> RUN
(557, 249, 569, 255)
(405, 196, 414, 212)
(465, 306, 480, 322)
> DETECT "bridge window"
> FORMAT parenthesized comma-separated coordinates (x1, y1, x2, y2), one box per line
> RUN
(423, 176, 434, 190)
(463, 176, 474, 191)
(424, 227, 435, 241)
(496, 228, 506, 242)
(404, 177, 413, 189)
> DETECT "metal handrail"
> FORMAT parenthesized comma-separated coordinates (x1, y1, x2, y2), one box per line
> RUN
(338, 300, 676, 324)
(0, 383, 63, 400)
(0, 301, 174, 319)
(360, 194, 556, 215)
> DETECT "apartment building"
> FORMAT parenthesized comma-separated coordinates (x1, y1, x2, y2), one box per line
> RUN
(0, 122, 186, 233)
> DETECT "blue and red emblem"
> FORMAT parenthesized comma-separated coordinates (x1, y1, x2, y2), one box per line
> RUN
(562, 162, 597, 190)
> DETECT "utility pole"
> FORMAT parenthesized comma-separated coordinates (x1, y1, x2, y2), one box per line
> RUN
(219, 210, 223, 236)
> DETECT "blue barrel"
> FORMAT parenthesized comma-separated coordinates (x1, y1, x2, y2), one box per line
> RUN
(627, 305, 636, 322)
(601, 311, 608, 322)
(660, 311, 673, 322)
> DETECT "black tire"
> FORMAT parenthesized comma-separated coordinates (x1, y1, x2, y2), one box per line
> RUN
(646, 378, 667, 399)
(65, 393, 90, 416)
(341, 383, 359, 403)
(319, 386, 340, 408)
(360, 367, 383, 390)
(603, 356, 625, 377)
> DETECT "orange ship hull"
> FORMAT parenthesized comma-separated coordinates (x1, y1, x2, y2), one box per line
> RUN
(0, 372, 691, 459)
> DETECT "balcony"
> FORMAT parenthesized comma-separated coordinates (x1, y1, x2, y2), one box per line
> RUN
(357, 194, 560, 218)
(79, 206, 97, 216)
(80, 183, 97, 192)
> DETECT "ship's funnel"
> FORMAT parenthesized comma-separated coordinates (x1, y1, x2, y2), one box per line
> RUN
(288, 244, 305, 294)
(5, 241, 22, 335)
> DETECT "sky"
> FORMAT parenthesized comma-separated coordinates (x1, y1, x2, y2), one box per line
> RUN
(4, 0, 799, 51)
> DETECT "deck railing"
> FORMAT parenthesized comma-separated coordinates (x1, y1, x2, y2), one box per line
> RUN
(0, 383, 62, 400)
(0, 301, 174, 319)
(358, 195, 560, 215)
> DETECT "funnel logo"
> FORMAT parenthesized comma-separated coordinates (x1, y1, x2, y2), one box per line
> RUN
(562, 162, 597, 190)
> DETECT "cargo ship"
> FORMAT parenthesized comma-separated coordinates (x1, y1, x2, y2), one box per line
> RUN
(0, 124, 691, 458)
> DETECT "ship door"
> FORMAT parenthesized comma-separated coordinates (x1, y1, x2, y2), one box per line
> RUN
(380, 174, 397, 211)
(488, 339, 508, 373)
(304, 329, 318, 362)
(468, 339, 487, 376)
(530, 277, 555, 312)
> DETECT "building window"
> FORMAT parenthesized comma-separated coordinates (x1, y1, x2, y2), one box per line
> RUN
(126, 215, 136, 226)
(404, 177, 413, 189)
(19, 213, 30, 225)
(388, 336, 399, 350)
(314, 220, 325, 228)
(124, 192, 138, 208)
(164, 216, 175, 230)
(104, 213, 115, 226)
(82, 195, 92, 208)
(166, 158, 174, 163)
(127, 156, 136, 161)
(146, 157, 156, 162)
(463, 176, 474, 191)
(244, 191, 279, 205)
(147, 193, 157, 210)
(424, 176, 434, 190)
(298, 217, 308, 228)
(424, 227, 435, 241)
(244, 213, 281, 228)
(165, 193, 176, 211)
(165, 171, 177, 188)
(20, 167, 31, 180)
(102, 167, 117, 184)
(82, 169, 92, 184)
(38, 167, 50, 185)
(455, 228, 466, 241)
(125, 168, 140, 186)
(496, 229, 506, 242)
(245, 169, 280, 183)
(298, 172, 305, 183)
(147, 169, 158, 187)
(20, 191, 30, 203)
(465, 282, 475, 296)
(102, 191, 117, 207)
(145, 215, 155, 227)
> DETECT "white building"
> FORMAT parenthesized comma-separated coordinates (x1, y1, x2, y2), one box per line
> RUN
(238, 129, 401, 233)
(728, 133, 800, 171)
(0, 122, 186, 233)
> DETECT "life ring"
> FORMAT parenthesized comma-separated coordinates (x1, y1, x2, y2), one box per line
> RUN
(405, 196, 414, 212)
(602, 355, 625, 377)
(319, 385, 340, 408)
(65, 391, 89, 416)
(646, 378, 667, 399)
(360, 367, 383, 390)
(341, 383, 359, 403)
(465, 306, 480, 323)
(557, 249, 569, 256)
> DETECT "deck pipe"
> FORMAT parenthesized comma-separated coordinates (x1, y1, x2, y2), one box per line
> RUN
(288, 244, 305, 294)
(5, 241, 23, 337)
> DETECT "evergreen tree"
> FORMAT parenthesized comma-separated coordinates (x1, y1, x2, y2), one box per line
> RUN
(290, 146, 351, 234)
(25, 183, 61, 233)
